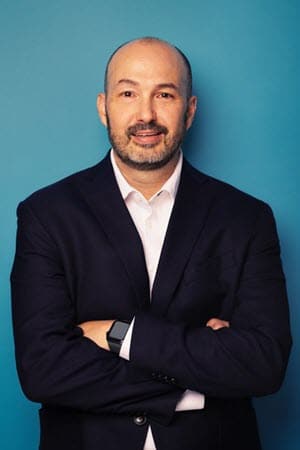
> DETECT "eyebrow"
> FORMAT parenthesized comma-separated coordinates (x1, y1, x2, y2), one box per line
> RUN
(156, 83, 179, 91)
(117, 79, 180, 91)
(117, 79, 139, 86)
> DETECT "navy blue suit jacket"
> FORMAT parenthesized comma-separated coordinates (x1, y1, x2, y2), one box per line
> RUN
(11, 154, 291, 450)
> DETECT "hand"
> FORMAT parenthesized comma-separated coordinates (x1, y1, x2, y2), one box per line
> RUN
(78, 320, 114, 351)
(206, 317, 230, 330)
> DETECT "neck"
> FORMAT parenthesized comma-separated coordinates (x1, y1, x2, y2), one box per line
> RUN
(113, 150, 180, 200)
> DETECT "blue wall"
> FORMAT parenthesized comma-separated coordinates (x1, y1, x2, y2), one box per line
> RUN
(1, 1, 299, 448)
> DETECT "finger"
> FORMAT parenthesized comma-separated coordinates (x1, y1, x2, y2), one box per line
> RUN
(206, 318, 230, 330)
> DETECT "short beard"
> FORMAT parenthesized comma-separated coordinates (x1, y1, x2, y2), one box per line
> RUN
(113, 141, 181, 171)
(107, 118, 185, 171)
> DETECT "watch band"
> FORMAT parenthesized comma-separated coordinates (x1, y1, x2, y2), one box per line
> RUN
(107, 338, 122, 354)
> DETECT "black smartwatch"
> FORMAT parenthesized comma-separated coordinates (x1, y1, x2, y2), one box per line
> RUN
(106, 320, 130, 354)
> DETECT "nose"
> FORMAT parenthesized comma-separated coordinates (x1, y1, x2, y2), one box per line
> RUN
(136, 96, 157, 123)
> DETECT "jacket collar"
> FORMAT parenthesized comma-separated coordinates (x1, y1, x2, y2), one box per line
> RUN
(151, 160, 211, 314)
(76, 153, 150, 309)
(75, 153, 211, 314)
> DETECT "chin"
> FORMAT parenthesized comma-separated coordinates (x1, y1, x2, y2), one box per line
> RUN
(117, 147, 179, 171)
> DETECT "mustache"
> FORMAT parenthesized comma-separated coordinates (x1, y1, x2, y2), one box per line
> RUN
(127, 121, 168, 136)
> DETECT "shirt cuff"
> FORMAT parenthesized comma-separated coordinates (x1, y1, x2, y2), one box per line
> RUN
(119, 317, 135, 360)
(175, 389, 205, 411)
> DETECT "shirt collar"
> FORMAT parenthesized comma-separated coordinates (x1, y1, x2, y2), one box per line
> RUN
(110, 149, 182, 202)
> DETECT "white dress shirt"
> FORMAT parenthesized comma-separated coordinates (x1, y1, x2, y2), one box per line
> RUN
(110, 150, 204, 450)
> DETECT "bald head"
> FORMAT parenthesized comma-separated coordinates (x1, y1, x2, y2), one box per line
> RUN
(104, 37, 193, 99)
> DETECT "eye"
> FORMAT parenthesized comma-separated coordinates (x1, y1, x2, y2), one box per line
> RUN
(121, 91, 134, 97)
(158, 92, 173, 99)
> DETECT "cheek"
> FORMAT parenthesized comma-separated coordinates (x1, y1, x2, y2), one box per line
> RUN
(169, 115, 188, 135)
(157, 110, 180, 128)
(108, 110, 134, 132)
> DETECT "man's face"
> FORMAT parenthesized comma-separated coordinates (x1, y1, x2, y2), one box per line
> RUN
(97, 41, 197, 170)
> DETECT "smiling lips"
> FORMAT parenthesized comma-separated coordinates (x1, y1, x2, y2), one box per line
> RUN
(127, 122, 168, 146)
(131, 130, 163, 145)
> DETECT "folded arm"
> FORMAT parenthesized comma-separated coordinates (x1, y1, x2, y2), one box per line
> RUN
(10, 202, 182, 423)
(11, 199, 291, 420)
(128, 205, 292, 398)
(79, 205, 291, 399)
(78, 318, 229, 350)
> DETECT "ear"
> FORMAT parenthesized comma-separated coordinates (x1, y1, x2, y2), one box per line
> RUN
(96, 93, 107, 127)
(185, 95, 197, 130)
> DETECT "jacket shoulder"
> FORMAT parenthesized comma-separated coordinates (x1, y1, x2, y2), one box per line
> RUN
(18, 160, 104, 211)
(188, 162, 269, 206)
(185, 161, 274, 224)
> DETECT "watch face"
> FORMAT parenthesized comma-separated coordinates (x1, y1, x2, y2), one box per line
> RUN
(111, 321, 129, 340)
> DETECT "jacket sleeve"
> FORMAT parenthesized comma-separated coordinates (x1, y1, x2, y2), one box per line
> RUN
(10, 201, 182, 423)
(129, 204, 292, 398)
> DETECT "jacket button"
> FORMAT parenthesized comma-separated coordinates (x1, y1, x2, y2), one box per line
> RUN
(134, 414, 147, 426)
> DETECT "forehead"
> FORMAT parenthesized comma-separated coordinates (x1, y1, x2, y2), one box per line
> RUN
(107, 41, 186, 89)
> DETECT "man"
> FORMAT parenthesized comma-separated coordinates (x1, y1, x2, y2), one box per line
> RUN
(11, 37, 291, 450)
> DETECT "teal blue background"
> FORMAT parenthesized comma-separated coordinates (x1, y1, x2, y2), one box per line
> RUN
(1, 1, 299, 448)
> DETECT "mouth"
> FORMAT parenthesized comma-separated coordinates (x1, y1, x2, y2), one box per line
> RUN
(131, 130, 163, 145)
(128, 123, 168, 146)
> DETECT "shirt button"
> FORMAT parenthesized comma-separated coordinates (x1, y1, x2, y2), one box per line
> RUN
(133, 414, 147, 426)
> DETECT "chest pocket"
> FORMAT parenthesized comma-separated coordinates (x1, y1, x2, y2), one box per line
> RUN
(183, 250, 236, 285)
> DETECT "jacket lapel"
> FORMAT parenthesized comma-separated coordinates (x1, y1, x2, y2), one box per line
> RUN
(75, 154, 212, 315)
(151, 160, 211, 315)
(75, 154, 150, 309)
